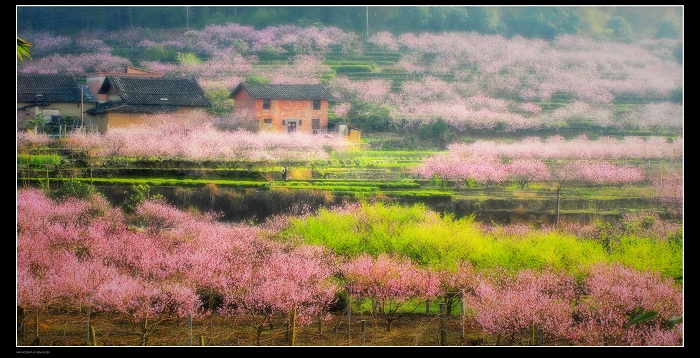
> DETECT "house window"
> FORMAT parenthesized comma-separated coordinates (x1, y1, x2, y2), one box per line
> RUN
(41, 109, 60, 123)
(263, 99, 271, 109)
(312, 118, 320, 134)
(298, 120, 302, 127)
(313, 99, 321, 110)
(264, 118, 272, 127)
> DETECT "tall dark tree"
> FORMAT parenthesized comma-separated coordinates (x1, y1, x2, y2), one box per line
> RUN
(607, 16, 634, 43)
(467, 6, 501, 34)
(655, 19, 680, 39)
(503, 6, 580, 40)
(672, 41, 683, 65)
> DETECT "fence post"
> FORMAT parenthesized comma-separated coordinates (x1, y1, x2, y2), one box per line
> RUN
(439, 303, 447, 346)
(45, 164, 50, 196)
(361, 320, 366, 345)
(347, 297, 351, 340)
(426, 272, 432, 316)
(188, 314, 192, 346)
(555, 186, 561, 230)
(25, 156, 29, 187)
(461, 289, 465, 339)
(85, 295, 92, 345)
(88, 149, 93, 184)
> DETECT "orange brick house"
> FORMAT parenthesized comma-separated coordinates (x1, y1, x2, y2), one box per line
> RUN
(229, 83, 334, 134)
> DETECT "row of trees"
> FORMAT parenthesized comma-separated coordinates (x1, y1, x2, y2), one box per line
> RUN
(17, 189, 683, 345)
(18, 117, 351, 163)
(411, 135, 681, 203)
(415, 156, 645, 190)
(17, 122, 682, 164)
(445, 135, 682, 161)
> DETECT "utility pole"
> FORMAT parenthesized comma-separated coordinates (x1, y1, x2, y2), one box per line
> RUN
(80, 85, 84, 130)
(366, 6, 369, 42)
(186, 6, 189, 31)
(555, 185, 561, 230)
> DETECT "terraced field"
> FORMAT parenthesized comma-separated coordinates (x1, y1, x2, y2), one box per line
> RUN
(18, 145, 676, 227)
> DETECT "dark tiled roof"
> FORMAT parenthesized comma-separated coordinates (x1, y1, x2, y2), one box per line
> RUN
(230, 83, 334, 100)
(99, 76, 211, 107)
(86, 101, 179, 115)
(17, 74, 97, 104)
(81, 85, 98, 103)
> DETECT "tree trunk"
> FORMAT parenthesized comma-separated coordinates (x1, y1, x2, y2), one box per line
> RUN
(256, 325, 263, 346)
(89, 325, 97, 346)
(141, 319, 149, 346)
(289, 307, 297, 346)
(17, 306, 25, 344)
(34, 309, 40, 343)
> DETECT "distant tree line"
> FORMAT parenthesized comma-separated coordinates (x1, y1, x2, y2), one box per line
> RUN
(17, 6, 682, 43)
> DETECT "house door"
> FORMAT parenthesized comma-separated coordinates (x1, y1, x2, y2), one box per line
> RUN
(286, 121, 297, 133)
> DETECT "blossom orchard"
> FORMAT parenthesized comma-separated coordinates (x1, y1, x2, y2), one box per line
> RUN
(464, 265, 682, 345)
(342, 253, 441, 332)
(414, 154, 645, 189)
(446, 135, 682, 161)
(365, 32, 681, 130)
(413, 135, 685, 189)
(16, 189, 683, 345)
(16, 189, 341, 345)
(652, 172, 683, 216)
(465, 268, 578, 345)
(54, 113, 352, 163)
(17, 25, 682, 133)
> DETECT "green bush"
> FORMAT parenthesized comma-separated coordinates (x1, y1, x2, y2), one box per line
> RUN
(18, 154, 62, 166)
(51, 180, 97, 200)
(281, 201, 681, 277)
(204, 87, 235, 116)
(609, 236, 683, 279)
(122, 183, 164, 213)
(177, 52, 202, 65)
(418, 118, 456, 149)
(144, 45, 178, 62)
